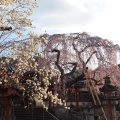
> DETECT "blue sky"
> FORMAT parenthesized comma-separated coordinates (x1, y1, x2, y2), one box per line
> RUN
(31, 0, 120, 45)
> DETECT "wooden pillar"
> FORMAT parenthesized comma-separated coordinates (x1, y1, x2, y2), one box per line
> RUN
(76, 89, 78, 106)
(5, 87, 11, 120)
(107, 92, 113, 120)
(5, 98, 10, 120)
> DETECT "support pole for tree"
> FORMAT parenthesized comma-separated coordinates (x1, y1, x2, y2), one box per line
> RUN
(85, 69, 108, 120)
(73, 41, 108, 120)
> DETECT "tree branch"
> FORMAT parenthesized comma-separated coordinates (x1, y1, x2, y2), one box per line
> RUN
(85, 51, 97, 64)
(52, 49, 64, 74)
(0, 27, 12, 31)
(65, 62, 77, 75)
(66, 73, 85, 87)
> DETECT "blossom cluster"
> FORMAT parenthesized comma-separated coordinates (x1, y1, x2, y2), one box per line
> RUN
(0, 0, 71, 109)
(0, 34, 66, 109)
(0, 0, 38, 45)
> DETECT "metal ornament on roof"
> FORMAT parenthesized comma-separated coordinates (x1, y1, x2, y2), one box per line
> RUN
(104, 76, 111, 85)
(100, 76, 117, 93)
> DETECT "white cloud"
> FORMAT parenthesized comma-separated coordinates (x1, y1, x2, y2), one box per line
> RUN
(31, 0, 120, 45)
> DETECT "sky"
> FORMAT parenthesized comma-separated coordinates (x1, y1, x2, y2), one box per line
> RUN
(31, 0, 120, 45)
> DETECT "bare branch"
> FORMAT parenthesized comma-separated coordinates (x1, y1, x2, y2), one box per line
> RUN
(86, 51, 97, 65)
(66, 73, 85, 87)
(52, 49, 64, 74)
(65, 62, 77, 75)
(0, 27, 12, 31)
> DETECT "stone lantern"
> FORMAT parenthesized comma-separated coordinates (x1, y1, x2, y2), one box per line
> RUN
(100, 76, 118, 120)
